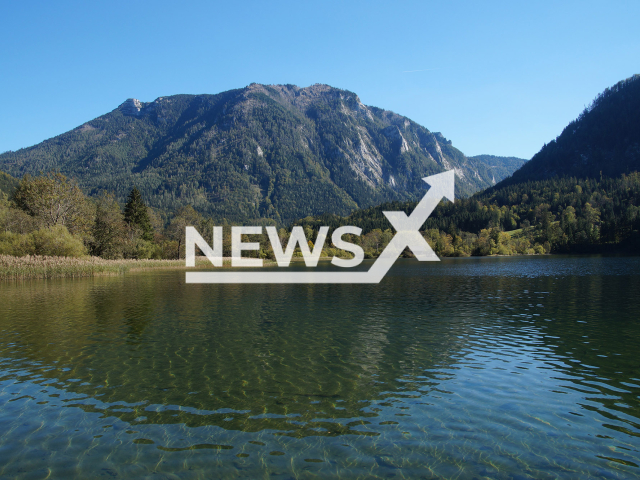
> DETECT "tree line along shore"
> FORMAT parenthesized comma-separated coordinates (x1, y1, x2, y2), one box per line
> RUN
(2, 170, 640, 280)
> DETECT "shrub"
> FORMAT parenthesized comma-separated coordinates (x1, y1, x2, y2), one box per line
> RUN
(0, 231, 35, 256)
(31, 225, 87, 257)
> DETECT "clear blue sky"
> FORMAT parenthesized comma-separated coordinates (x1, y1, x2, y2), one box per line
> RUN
(1, 0, 638, 159)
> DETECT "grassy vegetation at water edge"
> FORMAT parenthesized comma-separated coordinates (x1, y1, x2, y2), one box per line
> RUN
(0, 255, 232, 280)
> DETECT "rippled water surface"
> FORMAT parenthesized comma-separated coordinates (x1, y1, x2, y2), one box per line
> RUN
(1, 256, 640, 479)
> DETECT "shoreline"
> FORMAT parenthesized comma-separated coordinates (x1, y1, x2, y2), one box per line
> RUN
(0, 255, 278, 281)
(3, 251, 636, 281)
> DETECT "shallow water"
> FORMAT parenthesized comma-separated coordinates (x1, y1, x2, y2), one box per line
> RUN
(0, 256, 639, 479)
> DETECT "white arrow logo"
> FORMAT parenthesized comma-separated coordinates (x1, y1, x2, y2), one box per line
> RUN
(186, 170, 455, 284)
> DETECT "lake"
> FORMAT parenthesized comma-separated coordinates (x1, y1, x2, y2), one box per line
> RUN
(0, 256, 639, 479)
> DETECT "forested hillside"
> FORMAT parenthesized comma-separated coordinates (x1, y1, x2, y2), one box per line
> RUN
(295, 174, 640, 256)
(293, 76, 640, 256)
(0, 171, 18, 197)
(504, 74, 640, 184)
(0, 84, 523, 225)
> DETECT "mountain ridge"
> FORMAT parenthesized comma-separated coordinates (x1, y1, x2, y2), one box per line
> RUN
(0, 83, 525, 224)
(498, 74, 640, 187)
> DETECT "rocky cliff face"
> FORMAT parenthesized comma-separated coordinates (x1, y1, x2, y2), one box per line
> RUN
(120, 98, 144, 116)
(0, 84, 522, 224)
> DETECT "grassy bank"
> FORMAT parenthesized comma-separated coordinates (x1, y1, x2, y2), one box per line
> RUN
(0, 255, 274, 280)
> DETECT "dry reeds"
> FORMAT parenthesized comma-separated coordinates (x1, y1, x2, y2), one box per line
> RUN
(0, 255, 238, 280)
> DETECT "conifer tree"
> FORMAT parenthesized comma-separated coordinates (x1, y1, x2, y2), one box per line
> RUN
(124, 187, 153, 241)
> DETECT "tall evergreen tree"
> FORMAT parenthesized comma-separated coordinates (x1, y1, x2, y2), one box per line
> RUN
(124, 187, 153, 241)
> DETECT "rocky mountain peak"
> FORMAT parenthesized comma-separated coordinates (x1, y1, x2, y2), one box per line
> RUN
(433, 132, 452, 145)
(120, 98, 143, 117)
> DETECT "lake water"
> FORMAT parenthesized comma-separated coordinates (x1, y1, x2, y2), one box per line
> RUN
(1, 256, 639, 479)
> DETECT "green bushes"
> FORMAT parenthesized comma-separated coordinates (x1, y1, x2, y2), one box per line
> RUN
(0, 225, 87, 257)
(0, 232, 34, 256)
(32, 225, 87, 257)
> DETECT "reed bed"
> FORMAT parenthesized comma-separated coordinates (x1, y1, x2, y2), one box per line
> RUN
(0, 255, 252, 280)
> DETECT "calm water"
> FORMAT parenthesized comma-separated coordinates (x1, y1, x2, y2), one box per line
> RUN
(1, 256, 639, 479)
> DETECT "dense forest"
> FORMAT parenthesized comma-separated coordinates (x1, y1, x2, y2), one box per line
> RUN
(0, 171, 359, 260)
(3, 169, 638, 261)
(504, 74, 640, 184)
(293, 173, 640, 257)
(0, 171, 18, 197)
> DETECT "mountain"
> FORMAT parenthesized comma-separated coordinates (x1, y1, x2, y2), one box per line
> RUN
(0, 171, 18, 197)
(0, 84, 522, 224)
(503, 74, 640, 186)
(467, 155, 527, 183)
(293, 75, 640, 255)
